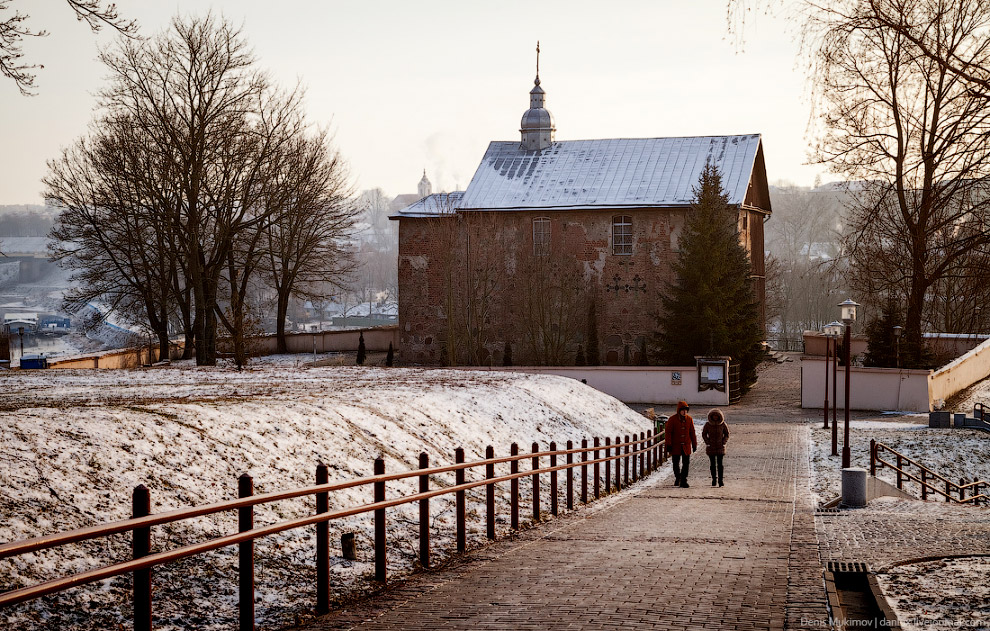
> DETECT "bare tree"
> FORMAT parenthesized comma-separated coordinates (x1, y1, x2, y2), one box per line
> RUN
(519, 233, 587, 365)
(1, 0, 138, 95)
(261, 131, 357, 354)
(46, 116, 179, 361)
(812, 0, 990, 365)
(48, 14, 348, 365)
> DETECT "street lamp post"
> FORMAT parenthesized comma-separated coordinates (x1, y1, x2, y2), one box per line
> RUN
(823, 328, 830, 429)
(839, 299, 860, 469)
(824, 321, 844, 455)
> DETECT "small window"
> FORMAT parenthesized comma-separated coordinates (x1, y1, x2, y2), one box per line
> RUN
(533, 217, 551, 255)
(612, 215, 632, 255)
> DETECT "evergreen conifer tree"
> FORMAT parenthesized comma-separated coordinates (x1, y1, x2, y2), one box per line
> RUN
(356, 332, 367, 365)
(385, 341, 394, 367)
(654, 161, 765, 392)
(503, 341, 513, 367)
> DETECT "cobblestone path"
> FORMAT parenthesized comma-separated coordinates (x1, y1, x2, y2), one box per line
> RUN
(290, 413, 828, 630)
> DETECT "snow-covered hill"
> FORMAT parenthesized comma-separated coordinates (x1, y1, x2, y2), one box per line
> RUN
(0, 360, 652, 630)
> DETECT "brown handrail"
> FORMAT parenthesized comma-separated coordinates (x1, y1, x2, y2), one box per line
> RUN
(870, 439, 988, 504)
(0, 430, 665, 629)
(0, 435, 652, 561)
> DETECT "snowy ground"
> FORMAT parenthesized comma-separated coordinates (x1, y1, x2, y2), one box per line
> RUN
(0, 358, 653, 630)
(878, 557, 990, 631)
(809, 417, 990, 631)
(807, 417, 990, 503)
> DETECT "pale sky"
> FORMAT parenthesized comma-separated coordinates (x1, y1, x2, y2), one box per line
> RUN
(0, 0, 823, 205)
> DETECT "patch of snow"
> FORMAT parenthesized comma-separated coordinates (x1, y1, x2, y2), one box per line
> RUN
(807, 422, 990, 503)
(0, 363, 652, 630)
(877, 557, 990, 631)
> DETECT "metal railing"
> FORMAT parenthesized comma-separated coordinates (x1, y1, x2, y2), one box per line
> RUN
(0, 430, 664, 630)
(870, 439, 988, 505)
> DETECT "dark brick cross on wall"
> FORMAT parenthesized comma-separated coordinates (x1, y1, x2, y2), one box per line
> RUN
(607, 274, 647, 293)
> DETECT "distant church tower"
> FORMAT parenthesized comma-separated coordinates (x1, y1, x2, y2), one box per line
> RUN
(520, 41, 555, 151)
(418, 170, 432, 198)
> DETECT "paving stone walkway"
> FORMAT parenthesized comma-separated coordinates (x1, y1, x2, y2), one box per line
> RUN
(290, 359, 830, 631)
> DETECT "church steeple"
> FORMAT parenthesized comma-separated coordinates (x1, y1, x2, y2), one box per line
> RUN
(520, 41, 555, 151)
(418, 169, 432, 198)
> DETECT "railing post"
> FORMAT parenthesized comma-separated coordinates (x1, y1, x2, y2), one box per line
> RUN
(550, 441, 558, 516)
(238, 474, 255, 631)
(455, 447, 466, 552)
(960, 478, 966, 503)
(593, 437, 600, 500)
(419, 453, 430, 567)
(510, 443, 519, 530)
(532, 442, 540, 522)
(486, 446, 496, 540)
(316, 463, 329, 615)
(132, 484, 152, 631)
(896, 455, 903, 490)
(870, 440, 876, 477)
(566, 440, 574, 510)
(639, 432, 646, 480)
(604, 437, 611, 495)
(946, 479, 952, 503)
(581, 438, 588, 504)
(374, 457, 386, 582)
(615, 435, 622, 490)
(921, 468, 928, 501)
(624, 435, 630, 486)
(646, 430, 652, 473)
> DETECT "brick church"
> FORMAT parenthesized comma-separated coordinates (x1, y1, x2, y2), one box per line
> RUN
(393, 63, 771, 366)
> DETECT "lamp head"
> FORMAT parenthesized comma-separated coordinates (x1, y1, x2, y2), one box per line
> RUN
(825, 321, 844, 337)
(893, 325, 903, 338)
(838, 299, 860, 323)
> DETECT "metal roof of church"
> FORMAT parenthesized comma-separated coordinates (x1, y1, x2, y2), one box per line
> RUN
(457, 135, 762, 211)
(391, 191, 465, 218)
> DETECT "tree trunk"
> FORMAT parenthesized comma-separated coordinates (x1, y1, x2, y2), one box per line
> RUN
(276, 290, 290, 354)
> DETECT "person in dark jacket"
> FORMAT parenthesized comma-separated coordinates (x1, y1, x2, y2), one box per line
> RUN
(702, 408, 729, 487)
(664, 401, 697, 488)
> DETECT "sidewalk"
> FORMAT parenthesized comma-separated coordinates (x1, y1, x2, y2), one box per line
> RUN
(289, 359, 829, 630)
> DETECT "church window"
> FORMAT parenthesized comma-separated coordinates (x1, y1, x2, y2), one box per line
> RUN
(612, 215, 633, 255)
(533, 217, 551, 255)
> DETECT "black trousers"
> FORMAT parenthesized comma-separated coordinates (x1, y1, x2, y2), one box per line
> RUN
(709, 454, 724, 483)
(672, 454, 690, 481)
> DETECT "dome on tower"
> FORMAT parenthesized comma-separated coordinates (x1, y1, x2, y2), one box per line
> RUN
(519, 75, 555, 151)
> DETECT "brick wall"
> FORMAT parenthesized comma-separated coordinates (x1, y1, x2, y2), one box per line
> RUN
(398, 208, 705, 366)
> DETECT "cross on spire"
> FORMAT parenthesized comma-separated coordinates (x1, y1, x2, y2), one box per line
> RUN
(535, 41, 540, 83)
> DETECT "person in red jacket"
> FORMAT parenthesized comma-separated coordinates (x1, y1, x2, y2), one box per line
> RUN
(665, 401, 697, 488)
(702, 408, 730, 487)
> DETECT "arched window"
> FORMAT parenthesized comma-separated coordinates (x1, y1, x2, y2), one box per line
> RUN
(612, 215, 632, 255)
(533, 217, 551, 255)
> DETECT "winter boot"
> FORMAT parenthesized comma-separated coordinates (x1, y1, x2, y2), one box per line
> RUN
(680, 479, 690, 488)
(712, 477, 717, 487)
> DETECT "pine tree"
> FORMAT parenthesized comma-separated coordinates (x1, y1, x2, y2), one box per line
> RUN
(654, 161, 765, 392)
(502, 341, 513, 367)
(356, 332, 367, 365)
(586, 299, 600, 366)
(385, 341, 394, 367)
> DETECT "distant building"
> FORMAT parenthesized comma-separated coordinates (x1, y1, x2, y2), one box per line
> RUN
(392, 60, 771, 366)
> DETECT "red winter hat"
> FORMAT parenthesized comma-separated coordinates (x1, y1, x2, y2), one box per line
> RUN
(677, 401, 689, 412)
